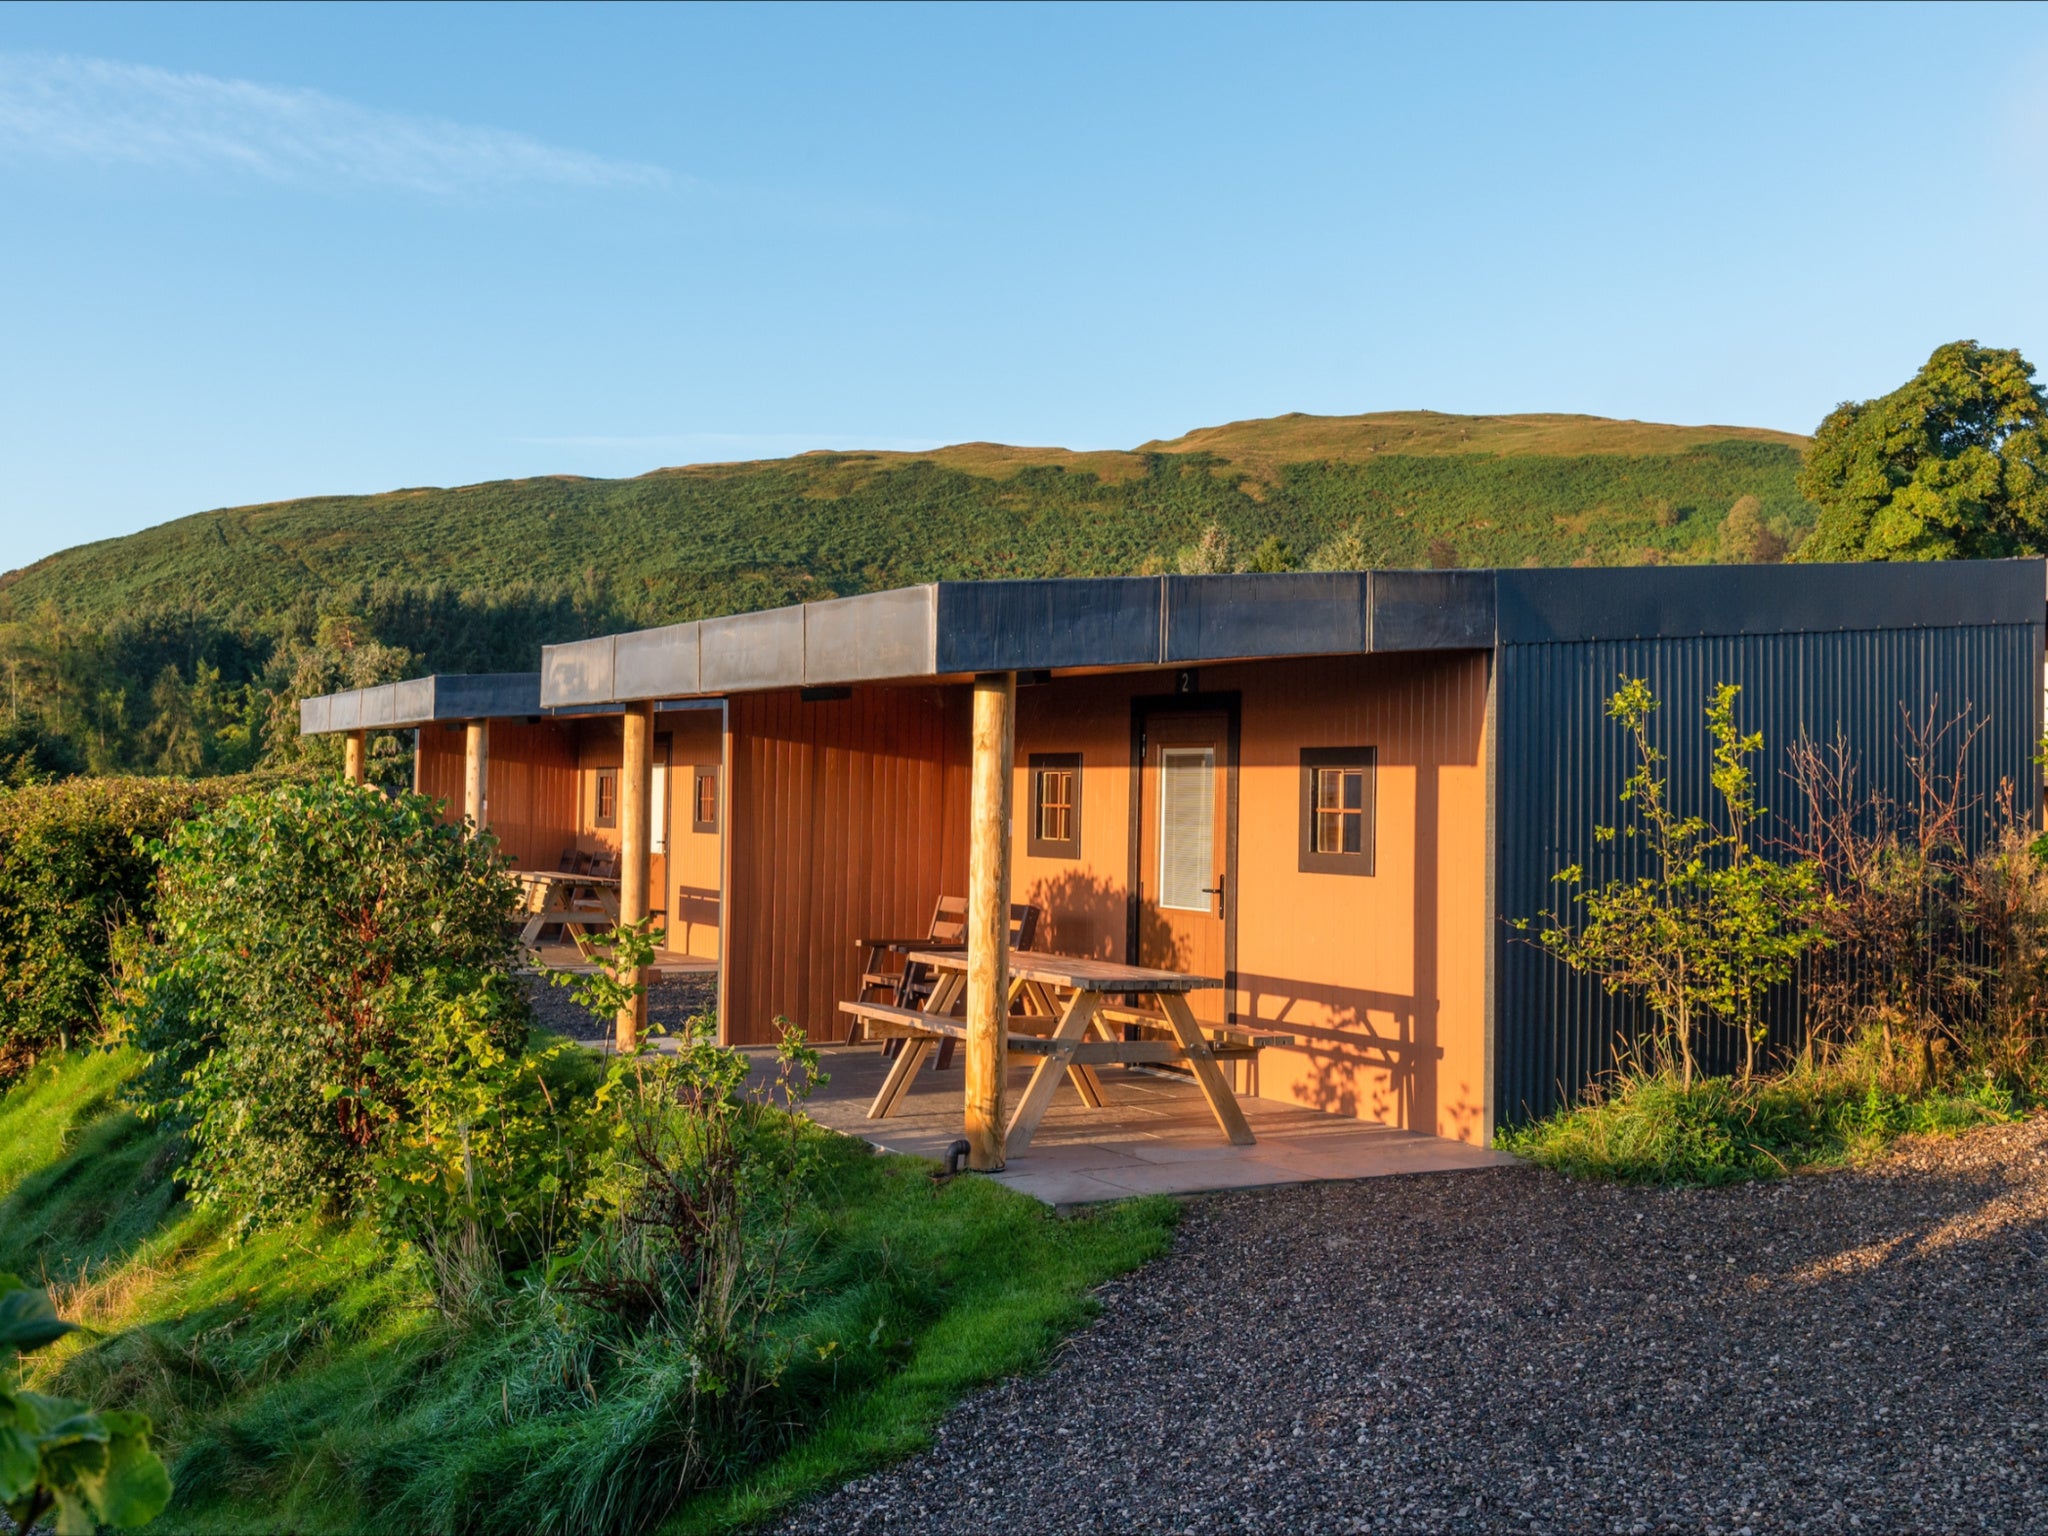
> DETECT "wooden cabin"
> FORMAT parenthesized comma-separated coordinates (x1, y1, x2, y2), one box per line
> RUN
(537, 562, 2045, 1145)
(298, 673, 724, 964)
(302, 562, 2043, 1149)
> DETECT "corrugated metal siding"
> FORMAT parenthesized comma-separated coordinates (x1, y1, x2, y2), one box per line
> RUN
(723, 686, 969, 1046)
(1493, 622, 2045, 1123)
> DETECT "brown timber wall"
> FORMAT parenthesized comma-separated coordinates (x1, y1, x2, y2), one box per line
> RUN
(722, 685, 967, 1046)
(415, 719, 581, 871)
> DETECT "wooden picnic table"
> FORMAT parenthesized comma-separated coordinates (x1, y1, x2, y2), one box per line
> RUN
(842, 950, 1292, 1154)
(515, 870, 622, 953)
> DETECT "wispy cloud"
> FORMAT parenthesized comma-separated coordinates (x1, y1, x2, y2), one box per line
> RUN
(0, 52, 669, 195)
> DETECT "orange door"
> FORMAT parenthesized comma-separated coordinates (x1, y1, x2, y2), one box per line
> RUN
(1137, 710, 1230, 1027)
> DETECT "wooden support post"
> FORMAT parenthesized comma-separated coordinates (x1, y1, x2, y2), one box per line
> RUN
(965, 671, 1016, 1171)
(343, 730, 366, 785)
(463, 720, 489, 828)
(617, 701, 656, 1051)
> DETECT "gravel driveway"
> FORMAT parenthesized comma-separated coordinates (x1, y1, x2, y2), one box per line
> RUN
(774, 1117, 2048, 1535)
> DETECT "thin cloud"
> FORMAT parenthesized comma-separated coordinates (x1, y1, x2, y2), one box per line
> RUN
(0, 52, 669, 194)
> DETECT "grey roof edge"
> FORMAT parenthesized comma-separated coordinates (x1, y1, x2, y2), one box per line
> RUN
(1495, 558, 2046, 645)
(500, 558, 2048, 712)
(297, 672, 541, 736)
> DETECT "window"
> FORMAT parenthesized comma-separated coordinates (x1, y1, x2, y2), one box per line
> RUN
(1298, 747, 1375, 875)
(594, 768, 618, 828)
(1026, 753, 1081, 858)
(1159, 747, 1216, 909)
(692, 766, 719, 833)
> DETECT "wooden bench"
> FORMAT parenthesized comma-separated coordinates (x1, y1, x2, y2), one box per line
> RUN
(1094, 1005, 1297, 1058)
(837, 1000, 1063, 1054)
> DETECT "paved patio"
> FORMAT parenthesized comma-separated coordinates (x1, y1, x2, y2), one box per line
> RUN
(783, 1045, 1514, 1205)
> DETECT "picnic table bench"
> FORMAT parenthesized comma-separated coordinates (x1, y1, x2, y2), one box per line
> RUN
(515, 869, 622, 954)
(838, 950, 1293, 1153)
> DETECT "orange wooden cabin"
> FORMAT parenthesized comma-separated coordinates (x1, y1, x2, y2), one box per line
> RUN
(305, 562, 2045, 1149)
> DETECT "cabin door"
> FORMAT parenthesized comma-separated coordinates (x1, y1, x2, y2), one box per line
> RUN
(1136, 709, 1232, 1028)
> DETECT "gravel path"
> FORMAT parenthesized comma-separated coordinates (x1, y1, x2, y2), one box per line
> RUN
(522, 971, 718, 1044)
(774, 1117, 2048, 1535)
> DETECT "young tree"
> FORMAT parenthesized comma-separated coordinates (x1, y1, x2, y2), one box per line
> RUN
(1719, 495, 1786, 563)
(1798, 340, 2048, 562)
(1174, 524, 1236, 574)
(1527, 679, 1824, 1084)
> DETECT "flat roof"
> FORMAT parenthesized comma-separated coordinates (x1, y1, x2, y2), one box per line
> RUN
(299, 673, 545, 736)
(535, 560, 2047, 710)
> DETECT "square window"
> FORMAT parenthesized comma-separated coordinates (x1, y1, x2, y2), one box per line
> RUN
(594, 768, 618, 828)
(692, 767, 719, 833)
(1299, 747, 1375, 875)
(1026, 752, 1082, 858)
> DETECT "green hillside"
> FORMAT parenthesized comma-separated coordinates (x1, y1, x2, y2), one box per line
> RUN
(2, 410, 1810, 627)
(0, 410, 1812, 779)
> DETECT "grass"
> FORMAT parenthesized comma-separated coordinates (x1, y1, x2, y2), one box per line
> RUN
(1, 1046, 1178, 1534)
(1498, 1067, 2019, 1186)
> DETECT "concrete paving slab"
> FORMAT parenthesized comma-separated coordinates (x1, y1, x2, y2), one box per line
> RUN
(769, 1045, 1516, 1205)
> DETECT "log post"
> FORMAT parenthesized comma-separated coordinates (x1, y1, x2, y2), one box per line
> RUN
(965, 672, 1016, 1171)
(463, 720, 489, 828)
(343, 729, 367, 785)
(617, 701, 656, 1051)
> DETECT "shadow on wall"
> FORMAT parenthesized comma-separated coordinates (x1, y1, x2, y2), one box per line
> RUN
(1234, 969, 1480, 1143)
(1021, 866, 1187, 971)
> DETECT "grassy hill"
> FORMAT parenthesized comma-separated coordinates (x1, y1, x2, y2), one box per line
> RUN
(0, 410, 1813, 777)
(1, 410, 1811, 633)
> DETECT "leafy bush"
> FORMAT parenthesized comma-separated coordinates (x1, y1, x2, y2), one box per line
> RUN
(1, 1273, 171, 1534)
(0, 772, 286, 1077)
(372, 988, 608, 1303)
(127, 779, 524, 1225)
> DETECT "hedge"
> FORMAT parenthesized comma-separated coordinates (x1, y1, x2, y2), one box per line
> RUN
(0, 771, 304, 1074)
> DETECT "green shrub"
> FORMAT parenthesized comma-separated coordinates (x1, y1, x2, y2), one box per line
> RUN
(372, 991, 608, 1300)
(0, 773, 286, 1076)
(127, 779, 524, 1226)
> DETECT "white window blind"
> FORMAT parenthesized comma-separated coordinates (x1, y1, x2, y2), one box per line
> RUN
(1158, 747, 1215, 911)
(650, 757, 667, 854)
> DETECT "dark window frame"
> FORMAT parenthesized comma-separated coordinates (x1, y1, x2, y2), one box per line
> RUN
(594, 768, 619, 829)
(692, 765, 719, 833)
(1298, 746, 1376, 875)
(1026, 752, 1082, 859)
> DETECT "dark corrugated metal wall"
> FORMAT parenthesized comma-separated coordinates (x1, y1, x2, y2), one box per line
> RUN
(1492, 623, 2044, 1124)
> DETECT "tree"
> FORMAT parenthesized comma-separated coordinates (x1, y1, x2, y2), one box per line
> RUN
(1173, 524, 1235, 575)
(1525, 679, 1824, 1084)
(1244, 535, 1295, 573)
(1798, 340, 2048, 562)
(1719, 495, 1786, 563)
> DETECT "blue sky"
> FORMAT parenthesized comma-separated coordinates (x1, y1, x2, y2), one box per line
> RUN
(1, 1, 2045, 574)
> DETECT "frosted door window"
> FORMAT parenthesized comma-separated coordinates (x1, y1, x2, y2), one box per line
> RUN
(1158, 747, 1215, 911)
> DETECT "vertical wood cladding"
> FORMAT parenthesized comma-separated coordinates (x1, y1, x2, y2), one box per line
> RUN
(414, 720, 579, 870)
(723, 686, 967, 1046)
(1492, 622, 2046, 1125)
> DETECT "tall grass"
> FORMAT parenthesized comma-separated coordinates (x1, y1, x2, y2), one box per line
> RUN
(1, 1047, 1175, 1534)
(1499, 1066, 2016, 1186)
